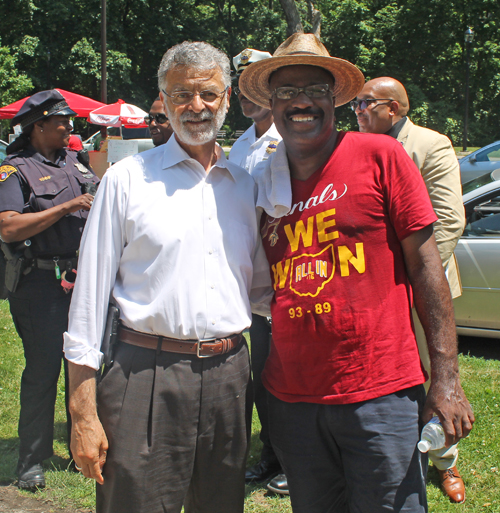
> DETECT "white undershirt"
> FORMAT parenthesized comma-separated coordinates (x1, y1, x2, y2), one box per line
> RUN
(63, 137, 272, 370)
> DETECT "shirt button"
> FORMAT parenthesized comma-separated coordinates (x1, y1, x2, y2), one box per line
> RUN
(209, 250, 213, 255)
(211, 284, 215, 289)
(212, 320, 216, 325)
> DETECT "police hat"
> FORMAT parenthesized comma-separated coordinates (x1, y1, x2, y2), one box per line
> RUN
(11, 90, 77, 131)
(233, 49, 272, 76)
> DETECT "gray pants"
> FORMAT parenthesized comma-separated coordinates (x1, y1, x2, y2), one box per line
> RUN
(96, 338, 252, 513)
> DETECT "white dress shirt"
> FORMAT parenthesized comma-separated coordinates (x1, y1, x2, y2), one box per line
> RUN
(64, 136, 272, 370)
(228, 123, 282, 173)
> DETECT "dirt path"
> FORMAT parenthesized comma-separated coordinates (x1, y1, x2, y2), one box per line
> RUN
(0, 485, 93, 513)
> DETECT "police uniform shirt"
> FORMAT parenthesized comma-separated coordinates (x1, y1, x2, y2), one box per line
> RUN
(64, 136, 273, 370)
(0, 146, 98, 256)
(228, 123, 282, 174)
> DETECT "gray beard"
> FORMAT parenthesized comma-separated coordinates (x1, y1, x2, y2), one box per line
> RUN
(167, 96, 227, 146)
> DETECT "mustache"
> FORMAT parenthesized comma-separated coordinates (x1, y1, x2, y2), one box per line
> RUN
(286, 107, 321, 117)
(180, 110, 214, 122)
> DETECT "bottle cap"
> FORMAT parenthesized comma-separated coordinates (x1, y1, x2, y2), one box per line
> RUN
(417, 440, 431, 452)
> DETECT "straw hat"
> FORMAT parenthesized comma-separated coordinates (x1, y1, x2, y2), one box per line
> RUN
(239, 33, 365, 109)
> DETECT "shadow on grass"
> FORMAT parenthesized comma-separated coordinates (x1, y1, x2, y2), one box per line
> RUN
(458, 335, 500, 361)
(0, 420, 72, 486)
(0, 438, 18, 485)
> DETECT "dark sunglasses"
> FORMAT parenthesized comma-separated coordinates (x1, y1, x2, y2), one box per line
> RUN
(144, 113, 169, 125)
(350, 99, 393, 111)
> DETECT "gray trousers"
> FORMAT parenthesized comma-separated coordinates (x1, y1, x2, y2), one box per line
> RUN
(96, 338, 252, 513)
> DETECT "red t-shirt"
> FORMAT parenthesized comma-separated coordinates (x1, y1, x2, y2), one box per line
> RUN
(261, 131, 437, 405)
(68, 135, 83, 151)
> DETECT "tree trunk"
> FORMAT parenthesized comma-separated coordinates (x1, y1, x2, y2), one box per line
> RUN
(278, 0, 303, 37)
(307, 1, 321, 39)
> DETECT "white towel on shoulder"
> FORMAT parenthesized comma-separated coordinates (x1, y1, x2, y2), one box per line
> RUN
(250, 142, 292, 218)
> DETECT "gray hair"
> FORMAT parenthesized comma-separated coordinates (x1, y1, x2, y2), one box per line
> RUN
(158, 41, 231, 91)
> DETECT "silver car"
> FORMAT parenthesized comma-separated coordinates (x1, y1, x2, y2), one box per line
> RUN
(459, 140, 500, 184)
(454, 168, 500, 338)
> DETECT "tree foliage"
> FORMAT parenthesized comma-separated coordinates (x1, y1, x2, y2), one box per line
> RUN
(0, 0, 499, 145)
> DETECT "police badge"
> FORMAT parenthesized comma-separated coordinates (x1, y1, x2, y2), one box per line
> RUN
(240, 49, 252, 64)
(266, 141, 279, 154)
(74, 162, 89, 174)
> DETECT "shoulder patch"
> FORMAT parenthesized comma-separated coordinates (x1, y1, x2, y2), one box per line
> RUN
(0, 165, 18, 182)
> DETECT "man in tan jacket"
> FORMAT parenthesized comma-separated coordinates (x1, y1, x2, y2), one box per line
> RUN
(354, 77, 466, 504)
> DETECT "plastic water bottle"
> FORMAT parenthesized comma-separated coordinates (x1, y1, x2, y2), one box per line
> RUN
(417, 417, 446, 452)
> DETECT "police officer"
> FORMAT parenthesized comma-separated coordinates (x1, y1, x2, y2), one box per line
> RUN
(0, 90, 98, 490)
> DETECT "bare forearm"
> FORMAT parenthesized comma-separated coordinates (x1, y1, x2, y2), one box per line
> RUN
(409, 250, 458, 382)
(401, 227, 474, 444)
(0, 194, 93, 243)
(0, 206, 72, 243)
(68, 361, 98, 416)
(68, 361, 108, 484)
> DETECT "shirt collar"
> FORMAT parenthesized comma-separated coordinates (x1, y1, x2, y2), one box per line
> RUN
(23, 145, 68, 166)
(385, 116, 407, 139)
(161, 134, 238, 181)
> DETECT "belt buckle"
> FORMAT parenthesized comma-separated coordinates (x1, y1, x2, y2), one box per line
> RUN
(196, 340, 212, 358)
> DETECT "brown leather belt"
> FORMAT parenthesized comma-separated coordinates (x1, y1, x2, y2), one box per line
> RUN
(117, 325, 242, 358)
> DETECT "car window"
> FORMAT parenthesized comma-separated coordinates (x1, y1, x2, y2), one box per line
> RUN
(463, 193, 500, 237)
(462, 172, 497, 194)
(475, 143, 500, 163)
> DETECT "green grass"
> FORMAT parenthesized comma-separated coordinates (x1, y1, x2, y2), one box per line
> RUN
(1, 299, 499, 512)
(455, 146, 480, 156)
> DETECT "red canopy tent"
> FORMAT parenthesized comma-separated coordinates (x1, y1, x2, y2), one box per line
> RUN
(0, 89, 106, 120)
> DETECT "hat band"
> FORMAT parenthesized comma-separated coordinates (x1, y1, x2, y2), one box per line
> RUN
(278, 51, 325, 56)
(20, 100, 70, 130)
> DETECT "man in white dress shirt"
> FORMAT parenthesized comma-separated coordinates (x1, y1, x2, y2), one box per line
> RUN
(229, 48, 283, 486)
(229, 49, 282, 172)
(63, 41, 272, 513)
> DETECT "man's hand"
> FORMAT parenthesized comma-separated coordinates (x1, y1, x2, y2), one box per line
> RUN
(71, 412, 108, 484)
(401, 226, 475, 447)
(423, 376, 474, 447)
(68, 361, 108, 484)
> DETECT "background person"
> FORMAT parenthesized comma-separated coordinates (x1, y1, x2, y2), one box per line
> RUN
(145, 96, 173, 146)
(0, 90, 98, 490)
(229, 49, 281, 172)
(229, 47, 283, 486)
(239, 32, 474, 512)
(64, 41, 272, 513)
(68, 120, 84, 151)
(354, 76, 467, 503)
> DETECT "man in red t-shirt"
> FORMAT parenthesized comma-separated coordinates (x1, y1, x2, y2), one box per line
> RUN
(238, 33, 474, 513)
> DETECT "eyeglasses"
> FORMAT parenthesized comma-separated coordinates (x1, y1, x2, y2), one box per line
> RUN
(350, 99, 393, 111)
(272, 84, 332, 100)
(144, 113, 169, 125)
(161, 86, 229, 106)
